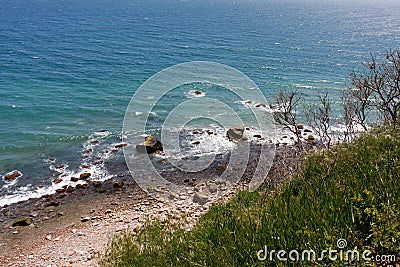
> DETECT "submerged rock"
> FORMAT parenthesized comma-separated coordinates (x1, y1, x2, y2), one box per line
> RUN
(12, 217, 33, 227)
(4, 170, 21, 181)
(136, 136, 163, 154)
(227, 126, 245, 141)
(115, 143, 128, 148)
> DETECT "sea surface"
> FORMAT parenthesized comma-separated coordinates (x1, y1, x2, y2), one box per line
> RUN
(1, 0, 400, 206)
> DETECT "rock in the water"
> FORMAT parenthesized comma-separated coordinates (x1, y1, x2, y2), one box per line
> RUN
(136, 136, 163, 154)
(12, 217, 32, 227)
(4, 171, 21, 181)
(193, 192, 209, 205)
(79, 173, 91, 180)
(297, 124, 304, 129)
(227, 126, 245, 141)
(115, 143, 128, 148)
(304, 128, 312, 133)
(71, 177, 79, 182)
(255, 103, 266, 108)
(52, 178, 63, 184)
(194, 90, 202, 95)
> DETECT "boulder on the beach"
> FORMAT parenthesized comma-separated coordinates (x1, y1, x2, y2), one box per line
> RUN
(4, 171, 21, 181)
(113, 180, 124, 188)
(227, 126, 245, 141)
(92, 181, 102, 187)
(193, 192, 209, 205)
(12, 217, 33, 227)
(136, 136, 163, 154)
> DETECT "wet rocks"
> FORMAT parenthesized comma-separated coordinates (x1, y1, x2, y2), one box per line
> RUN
(12, 217, 33, 227)
(136, 136, 163, 154)
(66, 186, 76, 192)
(90, 140, 99, 145)
(4, 170, 21, 181)
(52, 178, 63, 184)
(227, 125, 245, 141)
(76, 183, 90, 189)
(79, 173, 91, 180)
(115, 143, 128, 148)
(71, 177, 79, 182)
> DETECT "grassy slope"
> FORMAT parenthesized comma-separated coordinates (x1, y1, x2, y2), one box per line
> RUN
(100, 128, 400, 266)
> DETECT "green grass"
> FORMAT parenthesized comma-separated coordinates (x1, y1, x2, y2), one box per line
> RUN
(99, 127, 400, 266)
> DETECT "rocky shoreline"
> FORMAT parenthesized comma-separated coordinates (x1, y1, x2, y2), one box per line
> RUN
(0, 128, 320, 266)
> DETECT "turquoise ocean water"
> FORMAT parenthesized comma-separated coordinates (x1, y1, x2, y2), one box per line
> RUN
(1, 0, 399, 205)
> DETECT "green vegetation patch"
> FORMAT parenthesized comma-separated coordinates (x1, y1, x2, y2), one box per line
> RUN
(100, 128, 400, 267)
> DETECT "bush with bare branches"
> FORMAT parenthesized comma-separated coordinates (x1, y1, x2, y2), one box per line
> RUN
(348, 48, 400, 129)
(273, 90, 302, 143)
(306, 92, 333, 149)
